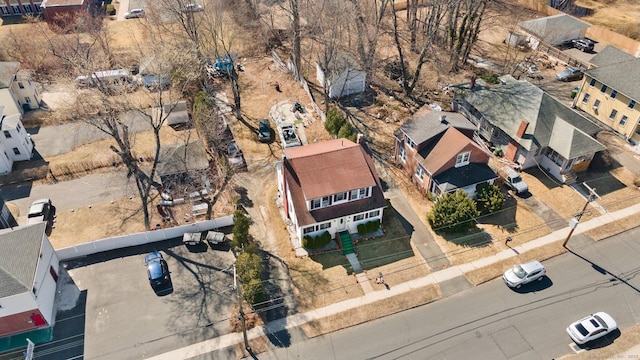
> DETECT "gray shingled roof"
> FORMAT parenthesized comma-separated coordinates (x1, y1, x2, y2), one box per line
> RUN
(585, 57, 640, 104)
(518, 14, 589, 40)
(464, 80, 604, 159)
(398, 109, 476, 145)
(589, 46, 635, 68)
(0, 223, 46, 298)
(0, 62, 20, 89)
(157, 141, 209, 178)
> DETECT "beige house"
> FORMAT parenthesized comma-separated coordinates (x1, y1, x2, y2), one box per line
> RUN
(573, 46, 640, 143)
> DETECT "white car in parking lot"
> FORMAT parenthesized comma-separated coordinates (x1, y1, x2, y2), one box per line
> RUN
(503, 261, 546, 288)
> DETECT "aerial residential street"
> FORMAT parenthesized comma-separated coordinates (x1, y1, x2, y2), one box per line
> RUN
(231, 229, 640, 360)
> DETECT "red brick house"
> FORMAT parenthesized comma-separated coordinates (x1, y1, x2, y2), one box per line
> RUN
(394, 109, 497, 198)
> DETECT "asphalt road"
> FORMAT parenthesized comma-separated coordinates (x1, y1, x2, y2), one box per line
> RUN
(0, 170, 137, 223)
(243, 228, 640, 360)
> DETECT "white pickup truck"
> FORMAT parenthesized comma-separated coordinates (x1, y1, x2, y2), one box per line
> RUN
(27, 198, 53, 225)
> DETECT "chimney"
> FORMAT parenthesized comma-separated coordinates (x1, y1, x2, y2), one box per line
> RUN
(357, 133, 364, 144)
(470, 75, 476, 90)
(516, 120, 529, 138)
(440, 114, 448, 125)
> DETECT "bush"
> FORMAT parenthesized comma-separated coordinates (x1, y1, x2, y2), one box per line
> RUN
(337, 122, 357, 142)
(232, 210, 250, 250)
(236, 252, 261, 282)
(476, 184, 505, 214)
(106, 4, 116, 15)
(325, 107, 345, 135)
(427, 190, 479, 233)
(357, 223, 367, 236)
(243, 278, 265, 306)
(302, 231, 332, 249)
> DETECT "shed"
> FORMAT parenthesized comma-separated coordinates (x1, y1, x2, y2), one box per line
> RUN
(157, 140, 209, 184)
(316, 52, 366, 99)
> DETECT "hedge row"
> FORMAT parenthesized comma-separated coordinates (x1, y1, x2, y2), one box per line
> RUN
(302, 231, 332, 249)
(357, 219, 380, 236)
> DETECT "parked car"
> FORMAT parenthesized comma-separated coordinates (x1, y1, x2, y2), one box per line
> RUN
(124, 8, 145, 19)
(556, 67, 584, 82)
(227, 141, 246, 169)
(502, 261, 546, 288)
(567, 312, 617, 344)
(27, 198, 53, 225)
(184, 3, 204, 12)
(258, 119, 272, 143)
(144, 251, 171, 289)
(572, 39, 595, 52)
(499, 167, 528, 194)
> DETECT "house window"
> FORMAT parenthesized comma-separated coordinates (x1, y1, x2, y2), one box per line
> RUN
(350, 187, 367, 200)
(407, 138, 416, 150)
(18, 82, 25, 89)
(23, 4, 32, 13)
(455, 151, 470, 167)
(319, 222, 331, 230)
(11, 5, 21, 14)
(302, 226, 315, 235)
(415, 166, 425, 182)
(609, 109, 618, 121)
(399, 146, 406, 163)
(593, 99, 601, 110)
(13, 148, 20, 155)
(334, 192, 347, 202)
(353, 214, 365, 221)
(589, 78, 596, 87)
(311, 198, 321, 210)
(25, 97, 31, 103)
(321, 196, 332, 207)
(16, 123, 21, 132)
(620, 115, 628, 126)
(49, 266, 58, 282)
(630, 100, 637, 109)
(3, 131, 11, 139)
(0, 6, 9, 15)
(369, 210, 380, 218)
(600, 84, 607, 93)
(582, 93, 590, 104)
(610, 90, 618, 99)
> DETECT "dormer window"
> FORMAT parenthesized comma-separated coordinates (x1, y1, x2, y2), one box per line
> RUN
(455, 151, 470, 167)
(350, 187, 368, 200)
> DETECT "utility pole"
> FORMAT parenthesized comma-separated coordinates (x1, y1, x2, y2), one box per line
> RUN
(233, 264, 251, 353)
(563, 184, 599, 248)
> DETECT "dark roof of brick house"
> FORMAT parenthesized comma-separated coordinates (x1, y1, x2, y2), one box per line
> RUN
(0, 223, 47, 298)
(397, 108, 476, 146)
(434, 162, 498, 193)
(283, 139, 386, 226)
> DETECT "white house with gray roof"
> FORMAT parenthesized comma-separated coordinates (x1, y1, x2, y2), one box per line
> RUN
(518, 13, 590, 49)
(573, 46, 640, 143)
(0, 222, 60, 338)
(455, 80, 605, 184)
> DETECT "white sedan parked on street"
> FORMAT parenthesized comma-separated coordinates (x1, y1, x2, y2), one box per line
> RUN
(567, 312, 617, 345)
(502, 261, 546, 288)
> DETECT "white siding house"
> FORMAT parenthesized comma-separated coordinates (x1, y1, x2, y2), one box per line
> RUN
(0, 223, 60, 338)
(0, 107, 34, 174)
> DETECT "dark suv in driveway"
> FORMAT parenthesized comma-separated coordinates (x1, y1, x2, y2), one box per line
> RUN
(572, 39, 594, 52)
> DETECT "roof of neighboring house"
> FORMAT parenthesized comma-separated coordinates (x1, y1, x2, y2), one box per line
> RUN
(584, 57, 640, 103)
(397, 108, 476, 145)
(0, 62, 20, 89)
(157, 140, 209, 178)
(317, 52, 364, 81)
(421, 127, 490, 175)
(0, 223, 47, 298)
(283, 139, 386, 226)
(464, 80, 604, 159)
(1, 114, 22, 131)
(41, 0, 85, 8)
(518, 14, 590, 40)
(434, 162, 498, 193)
(589, 45, 635, 67)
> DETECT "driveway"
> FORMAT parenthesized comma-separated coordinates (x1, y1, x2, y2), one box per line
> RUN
(40, 239, 237, 360)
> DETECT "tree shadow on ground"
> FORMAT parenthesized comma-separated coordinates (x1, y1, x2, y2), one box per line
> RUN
(580, 171, 628, 197)
(257, 249, 294, 348)
(438, 228, 494, 248)
(234, 186, 254, 208)
(475, 195, 518, 232)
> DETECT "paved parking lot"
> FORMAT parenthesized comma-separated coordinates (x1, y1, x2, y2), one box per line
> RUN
(42, 238, 238, 360)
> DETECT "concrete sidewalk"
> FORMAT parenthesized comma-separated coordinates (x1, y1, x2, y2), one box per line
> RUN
(146, 202, 640, 360)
